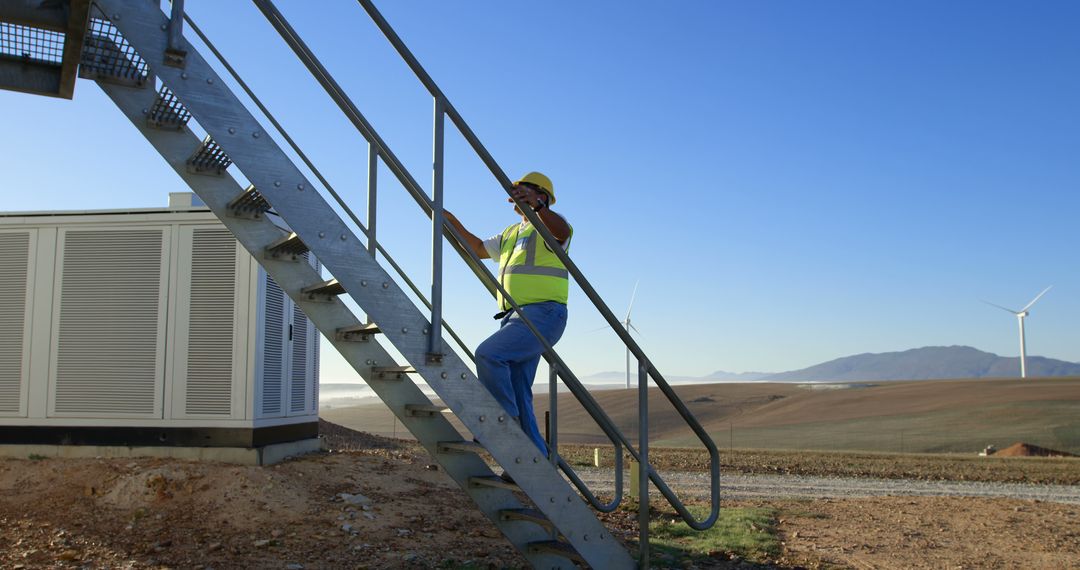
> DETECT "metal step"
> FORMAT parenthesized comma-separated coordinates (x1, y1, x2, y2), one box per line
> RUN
(146, 85, 191, 130)
(301, 278, 344, 302)
(500, 508, 555, 533)
(437, 440, 484, 454)
(404, 404, 449, 417)
(226, 185, 271, 219)
(187, 135, 232, 175)
(370, 365, 417, 380)
(265, 232, 308, 260)
(528, 540, 586, 565)
(335, 322, 380, 342)
(470, 475, 519, 492)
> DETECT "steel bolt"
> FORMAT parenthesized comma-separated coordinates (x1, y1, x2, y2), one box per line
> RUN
(567, 496, 572, 502)
(549, 497, 555, 503)
(274, 180, 281, 187)
(382, 283, 389, 289)
(228, 127, 236, 135)
(497, 415, 505, 423)
(365, 359, 373, 365)
(515, 457, 521, 464)
(340, 235, 347, 241)
(160, 23, 167, 31)
(423, 328, 430, 335)
(253, 132, 261, 139)
(141, 108, 149, 115)
(440, 372, 448, 379)
(180, 72, 188, 80)
(583, 534, 589, 542)
(533, 457, 540, 463)
(401, 327, 408, 334)
(460, 373, 467, 380)
(297, 183, 305, 191)
(478, 416, 485, 422)
(206, 78, 214, 85)
(360, 280, 367, 287)
(111, 14, 120, 20)
(318, 232, 325, 238)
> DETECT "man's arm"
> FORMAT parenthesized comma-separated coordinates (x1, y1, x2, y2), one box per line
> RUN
(510, 187, 571, 242)
(442, 210, 489, 259)
(534, 207, 571, 243)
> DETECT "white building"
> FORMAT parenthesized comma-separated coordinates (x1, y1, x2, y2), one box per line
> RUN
(0, 193, 319, 463)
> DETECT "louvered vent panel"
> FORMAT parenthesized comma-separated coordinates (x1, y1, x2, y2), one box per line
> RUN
(185, 229, 236, 416)
(290, 302, 308, 413)
(0, 233, 30, 413)
(260, 274, 284, 415)
(54, 230, 163, 415)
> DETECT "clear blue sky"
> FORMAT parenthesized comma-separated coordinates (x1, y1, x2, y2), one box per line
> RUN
(2, 1, 1077, 380)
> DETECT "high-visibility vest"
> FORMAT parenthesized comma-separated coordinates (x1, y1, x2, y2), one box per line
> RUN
(496, 221, 572, 310)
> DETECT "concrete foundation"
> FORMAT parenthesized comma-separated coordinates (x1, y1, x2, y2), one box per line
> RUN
(0, 437, 323, 466)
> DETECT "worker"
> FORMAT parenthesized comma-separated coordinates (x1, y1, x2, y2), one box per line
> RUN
(443, 172, 572, 463)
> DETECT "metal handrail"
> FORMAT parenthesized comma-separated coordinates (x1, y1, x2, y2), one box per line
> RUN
(184, 14, 476, 363)
(245, 0, 719, 537)
(352, 0, 720, 531)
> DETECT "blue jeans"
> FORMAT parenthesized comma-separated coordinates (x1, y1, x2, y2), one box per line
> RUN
(476, 301, 568, 454)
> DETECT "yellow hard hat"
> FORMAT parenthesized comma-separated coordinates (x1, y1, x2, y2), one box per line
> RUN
(515, 172, 555, 205)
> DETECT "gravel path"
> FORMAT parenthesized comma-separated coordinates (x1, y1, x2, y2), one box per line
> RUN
(565, 467, 1080, 505)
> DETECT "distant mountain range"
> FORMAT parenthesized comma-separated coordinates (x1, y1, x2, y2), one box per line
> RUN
(584, 346, 1080, 384)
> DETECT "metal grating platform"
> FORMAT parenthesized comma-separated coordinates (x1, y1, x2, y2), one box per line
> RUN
(78, 8, 148, 85)
(0, 22, 65, 65)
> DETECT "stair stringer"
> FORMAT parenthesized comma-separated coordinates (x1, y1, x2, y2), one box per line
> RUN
(95, 80, 575, 569)
(93, 1, 635, 567)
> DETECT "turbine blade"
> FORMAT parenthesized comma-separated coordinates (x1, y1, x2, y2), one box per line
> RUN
(585, 324, 613, 334)
(981, 299, 1019, 314)
(629, 323, 643, 337)
(625, 279, 640, 321)
(1020, 285, 1053, 313)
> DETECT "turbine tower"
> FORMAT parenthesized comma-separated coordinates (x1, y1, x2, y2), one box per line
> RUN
(983, 286, 1052, 378)
(621, 281, 642, 389)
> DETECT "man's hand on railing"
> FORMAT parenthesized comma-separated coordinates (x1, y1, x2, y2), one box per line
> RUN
(441, 210, 489, 260)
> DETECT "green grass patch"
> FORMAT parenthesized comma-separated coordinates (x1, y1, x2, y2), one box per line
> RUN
(648, 505, 779, 566)
(27, 454, 47, 461)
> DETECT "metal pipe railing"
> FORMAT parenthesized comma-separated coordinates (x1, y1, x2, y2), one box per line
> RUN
(352, 0, 720, 532)
(548, 365, 624, 513)
(184, 14, 476, 362)
(239, 0, 719, 545)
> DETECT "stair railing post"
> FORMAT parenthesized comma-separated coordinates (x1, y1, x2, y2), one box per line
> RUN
(428, 96, 445, 361)
(165, 0, 187, 67)
(365, 142, 379, 325)
(366, 142, 378, 260)
(549, 361, 560, 539)
(638, 357, 650, 569)
(549, 363, 558, 467)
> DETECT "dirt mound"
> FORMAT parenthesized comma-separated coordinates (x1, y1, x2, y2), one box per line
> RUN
(993, 442, 1078, 458)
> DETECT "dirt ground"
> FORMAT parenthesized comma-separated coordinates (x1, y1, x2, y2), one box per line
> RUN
(1, 425, 1078, 569)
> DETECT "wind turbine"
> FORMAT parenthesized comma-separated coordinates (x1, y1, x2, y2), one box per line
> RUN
(983, 285, 1052, 378)
(586, 281, 643, 388)
(621, 281, 643, 389)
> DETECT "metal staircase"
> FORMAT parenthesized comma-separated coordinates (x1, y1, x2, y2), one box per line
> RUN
(2, 1, 721, 567)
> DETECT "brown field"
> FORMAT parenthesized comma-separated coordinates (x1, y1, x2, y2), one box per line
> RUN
(323, 377, 1080, 455)
(3, 423, 1077, 569)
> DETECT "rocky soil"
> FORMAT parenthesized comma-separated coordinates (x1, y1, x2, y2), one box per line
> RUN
(0, 423, 1077, 569)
